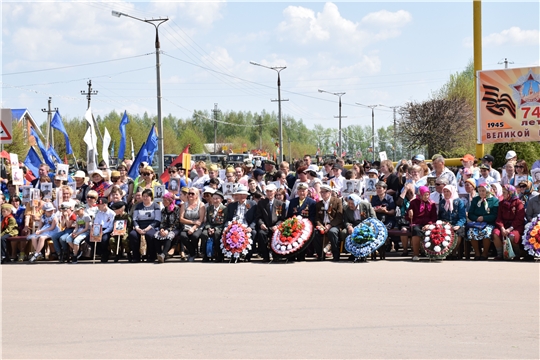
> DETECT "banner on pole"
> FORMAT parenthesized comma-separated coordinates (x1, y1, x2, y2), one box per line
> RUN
(477, 66, 540, 144)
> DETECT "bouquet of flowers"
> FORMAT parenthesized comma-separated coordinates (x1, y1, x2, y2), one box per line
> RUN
(345, 218, 388, 259)
(523, 215, 540, 257)
(221, 220, 253, 259)
(422, 221, 457, 259)
(271, 216, 313, 256)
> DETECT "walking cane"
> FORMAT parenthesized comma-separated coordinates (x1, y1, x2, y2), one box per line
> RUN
(116, 235, 121, 258)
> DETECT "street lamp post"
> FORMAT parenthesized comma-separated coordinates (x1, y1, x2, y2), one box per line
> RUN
(112, 10, 168, 175)
(318, 89, 346, 157)
(356, 103, 379, 162)
(250, 61, 287, 163)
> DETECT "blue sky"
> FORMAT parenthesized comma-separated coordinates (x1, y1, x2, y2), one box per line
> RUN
(2, 1, 539, 132)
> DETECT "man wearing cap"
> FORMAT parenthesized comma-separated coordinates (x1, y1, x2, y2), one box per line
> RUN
(109, 201, 132, 262)
(225, 185, 258, 258)
(314, 183, 344, 261)
(477, 164, 496, 185)
(411, 154, 425, 165)
(255, 183, 286, 262)
(73, 170, 90, 203)
(286, 182, 316, 261)
(93, 197, 116, 263)
(264, 160, 278, 184)
(481, 154, 501, 183)
(201, 191, 227, 262)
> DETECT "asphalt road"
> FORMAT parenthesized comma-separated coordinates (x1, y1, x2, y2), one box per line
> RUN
(2, 258, 539, 359)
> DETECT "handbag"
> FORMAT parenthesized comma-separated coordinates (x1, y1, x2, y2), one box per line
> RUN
(503, 236, 515, 260)
(466, 221, 487, 230)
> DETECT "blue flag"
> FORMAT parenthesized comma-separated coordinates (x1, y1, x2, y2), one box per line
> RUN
(145, 125, 158, 165)
(118, 111, 129, 160)
(24, 147, 42, 177)
(31, 127, 55, 170)
(128, 141, 147, 179)
(50, 110, 73, 155)
(47, 145, 62, 165)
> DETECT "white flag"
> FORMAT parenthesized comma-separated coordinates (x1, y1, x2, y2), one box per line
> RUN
(102, 127, 111, 168)
(84, 107, 97, 150)
(84, 127, 97, 174)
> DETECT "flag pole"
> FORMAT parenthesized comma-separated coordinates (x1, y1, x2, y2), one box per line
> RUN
(130, 137, 135, 160)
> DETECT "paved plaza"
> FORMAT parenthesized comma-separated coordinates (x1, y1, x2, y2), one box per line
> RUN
(2, 259, 539, 359)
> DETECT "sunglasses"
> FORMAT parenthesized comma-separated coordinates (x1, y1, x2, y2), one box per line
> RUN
(188, 192, 196, 196)
(169, 170, 177, 173)
(87, 197, 97, 200)
(519, 184, 528, 188)
(515, 165, 524, 168)
(141, 173, 151, 176)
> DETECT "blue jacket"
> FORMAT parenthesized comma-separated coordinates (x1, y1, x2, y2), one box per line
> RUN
(287, 196, 316, 223)
(438, 198, 467, 227)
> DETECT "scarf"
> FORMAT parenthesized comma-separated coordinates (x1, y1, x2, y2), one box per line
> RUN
(418, 186, 433, 213)
(347, 194, 363, 207)
(1, 213, 14, 231)
(502, 184, 519, 206)
(443, 185, 459, 213)
(163, 192, 175, 212)
(476, 183, 493, 212)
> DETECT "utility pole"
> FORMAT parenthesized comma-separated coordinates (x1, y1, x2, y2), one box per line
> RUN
(498, 58, 514, 69)
(212, 103, 221, 154)
(41, 97, 58, 149)
(80, 80, 104, 142)
(259, 120, 263, 150)
(288, 137, 292, 163)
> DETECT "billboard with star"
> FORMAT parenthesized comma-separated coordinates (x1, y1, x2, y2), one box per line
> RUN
(477, 66, 540, 144)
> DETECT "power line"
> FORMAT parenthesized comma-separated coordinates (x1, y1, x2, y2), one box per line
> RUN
(2, 53, 153, 76)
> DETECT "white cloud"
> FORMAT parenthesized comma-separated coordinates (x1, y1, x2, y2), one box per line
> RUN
(484, 27, 539, 46)
(201, 47, 235, 69)
(149, 1, 225, 27)
(277, 2, 411, 49)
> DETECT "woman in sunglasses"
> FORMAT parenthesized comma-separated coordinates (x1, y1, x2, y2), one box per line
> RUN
(510, 159, 532, 186)
(136, 166, 161, 196)
(517, 181, 538, 209)
(179, 187, 205, 262)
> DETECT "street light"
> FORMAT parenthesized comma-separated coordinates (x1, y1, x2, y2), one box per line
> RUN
(318, 89, 346, 157)
(112, 10, 168, 175)
(379, 104, 400, 161)
(250, 61, 287, 163)
(356, 103, 379, 162)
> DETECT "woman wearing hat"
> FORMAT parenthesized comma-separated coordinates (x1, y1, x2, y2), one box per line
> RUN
(73, 170, 90, 204)
(466, 183, 499, 260)
(406, 186, 438, 261)
(28, 201, 59, 263)
(90, 170, 110, 198)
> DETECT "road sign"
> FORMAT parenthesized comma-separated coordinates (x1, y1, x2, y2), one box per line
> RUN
(0, 108, 13, 144)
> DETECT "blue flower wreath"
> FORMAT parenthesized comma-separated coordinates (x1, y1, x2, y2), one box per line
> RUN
(345, 217, 388, 259)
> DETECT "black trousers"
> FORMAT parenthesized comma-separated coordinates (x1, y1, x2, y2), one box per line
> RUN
(128, 228, 158, 262)
(179, 228, 203, 257)
(98, 232, 113, 263)
(314, 226, 341, 260)
(155, 229, 180, 257)
(257, 228, 274, 260)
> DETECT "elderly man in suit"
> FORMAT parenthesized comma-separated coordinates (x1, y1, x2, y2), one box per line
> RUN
(287, 182, 316, 261)
(201, 191, 227, 262)
(314, 184, 344, 261)
(225, 185, 258, 259)
(256, 183, 286, 262)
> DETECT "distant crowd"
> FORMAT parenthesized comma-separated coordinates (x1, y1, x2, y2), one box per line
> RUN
(2, 150, 540, 264)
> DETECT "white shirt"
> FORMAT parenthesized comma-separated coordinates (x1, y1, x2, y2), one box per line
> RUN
(323, 198, 330, 224)
(93, 207, 116, 234)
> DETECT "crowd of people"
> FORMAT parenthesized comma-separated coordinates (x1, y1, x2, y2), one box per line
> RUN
(2, 150, 540, 264)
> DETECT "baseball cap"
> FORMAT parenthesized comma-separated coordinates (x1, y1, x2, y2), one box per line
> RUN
(482, 154, 495, 163)
(461, 154, 475, 162)
(505, 150, 517, 160)
(413, 154, 425, 162)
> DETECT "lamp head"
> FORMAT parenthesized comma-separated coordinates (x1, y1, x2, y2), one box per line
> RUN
(111, 10, 123, 17)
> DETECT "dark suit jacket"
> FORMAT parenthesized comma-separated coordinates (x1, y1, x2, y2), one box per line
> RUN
(315, 196, 343, 228)
(287, 196, 316, 223)
(204, 203, 227, 231)
(226, 200, 257, 229)
(256, 198, 285, 229)
(343, 201, 376, 228)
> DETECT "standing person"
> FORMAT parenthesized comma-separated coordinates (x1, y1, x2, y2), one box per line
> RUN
(378, 160, 400, 199)
(313, 184, 344, 262)
(73, 170, 89, 204)
(466, 183, 499, 260)
(430, 155, 457, 188)
(201, 191, 227, 262)
(93, 198, 116, 263)
(492, 185, 525, 260)
(191, 161, 209, 192)
(179, 187, 205, 262)
(128, 189, 161, 263)
(406, 186, 438, 261)
(116, 164, 134, 204)
(255, 184, 286, 262)
(155, 192, 181, 263)
(263, 160, 278, 183)
(27, 202, 59, 263)
(30, 164, 52, 189)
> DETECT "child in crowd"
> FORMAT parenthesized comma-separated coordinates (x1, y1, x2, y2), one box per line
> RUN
(109, 201, 132, 263)
(1, 204, 19, 263)
(28, 202, 59, 263)
(93, 197, 115, 263)
(67, 203, 91, 264)
(51, 202, 77, 262)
